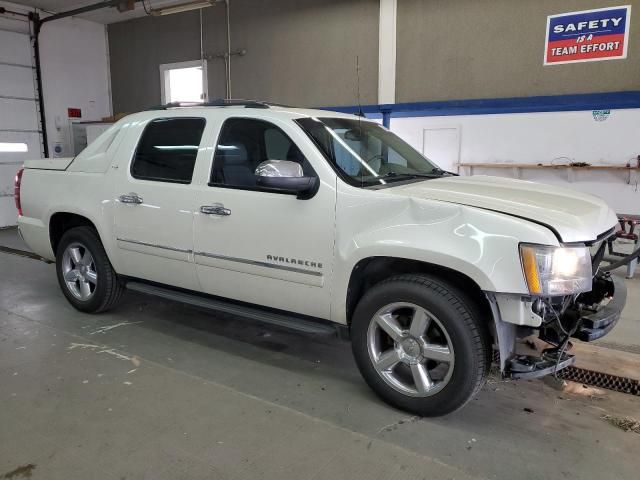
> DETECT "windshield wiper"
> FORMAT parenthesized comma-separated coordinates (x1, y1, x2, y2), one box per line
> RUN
(429, 167, 459, 176)
(379, 171, 442, 180)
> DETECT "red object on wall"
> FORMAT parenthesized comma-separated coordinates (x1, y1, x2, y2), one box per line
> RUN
(67, 108, 82, 118)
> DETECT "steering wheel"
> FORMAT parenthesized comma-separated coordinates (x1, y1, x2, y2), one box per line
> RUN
(355, 154, 385, 178)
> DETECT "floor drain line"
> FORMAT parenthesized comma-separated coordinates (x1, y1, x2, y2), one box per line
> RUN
(0, 245, 50, 263)
(557, 366, 640, 396)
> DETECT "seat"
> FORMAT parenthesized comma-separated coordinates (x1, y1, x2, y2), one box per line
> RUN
(217, 143, 255, 187)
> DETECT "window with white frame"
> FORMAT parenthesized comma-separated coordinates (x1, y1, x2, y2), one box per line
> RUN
(159, 60, 208, 104)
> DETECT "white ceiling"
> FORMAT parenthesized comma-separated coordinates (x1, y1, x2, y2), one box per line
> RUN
(7, 0, 188, 24)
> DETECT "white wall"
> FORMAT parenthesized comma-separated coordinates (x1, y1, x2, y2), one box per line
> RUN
(40, 16, 111, 157)
(391, 109, 640, 214)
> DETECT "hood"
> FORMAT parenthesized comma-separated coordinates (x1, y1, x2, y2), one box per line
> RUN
(386, 175, 617, 243)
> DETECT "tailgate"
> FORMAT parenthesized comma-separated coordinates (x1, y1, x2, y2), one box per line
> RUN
(24, 158, 74, 170)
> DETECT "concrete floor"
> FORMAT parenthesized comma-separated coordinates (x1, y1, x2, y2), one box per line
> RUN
(1, 228, 640, 479)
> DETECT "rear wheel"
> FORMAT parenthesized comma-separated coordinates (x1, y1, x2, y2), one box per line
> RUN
(55, 227, 124, 313)
(351, 274, 490, 416)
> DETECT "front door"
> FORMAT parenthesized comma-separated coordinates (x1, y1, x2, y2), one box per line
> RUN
(193, 117, 336, 319)
(113, 116, 206, 291)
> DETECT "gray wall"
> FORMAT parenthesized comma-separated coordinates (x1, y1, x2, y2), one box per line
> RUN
(108, 0, 379, 113)
(108, 11, 202, 113)
(396, 0, 640, 103)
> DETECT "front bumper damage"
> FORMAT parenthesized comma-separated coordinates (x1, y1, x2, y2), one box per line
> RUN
(487, 273, 626, 380)
(572, 276, 627, 342)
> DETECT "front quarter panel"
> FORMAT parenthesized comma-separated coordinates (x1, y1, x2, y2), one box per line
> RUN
(331, 181, 560, 324)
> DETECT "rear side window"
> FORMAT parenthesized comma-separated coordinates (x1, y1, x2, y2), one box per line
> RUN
(131, 117, 205, 183)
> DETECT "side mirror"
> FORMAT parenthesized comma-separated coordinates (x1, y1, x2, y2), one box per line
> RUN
(255, 160, 318, 199)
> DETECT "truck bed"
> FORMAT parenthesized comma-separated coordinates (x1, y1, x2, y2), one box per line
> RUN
(24, 158, 74, 170)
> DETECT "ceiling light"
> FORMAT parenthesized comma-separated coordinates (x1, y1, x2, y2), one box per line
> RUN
(150, 0, 217, 16)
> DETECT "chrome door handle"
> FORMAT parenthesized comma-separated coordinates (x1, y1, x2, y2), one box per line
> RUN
(201, 204, 231, 216)
(118, 193, 143, 204)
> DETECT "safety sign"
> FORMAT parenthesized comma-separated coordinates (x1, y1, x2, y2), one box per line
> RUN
(545, 6, 631, 65)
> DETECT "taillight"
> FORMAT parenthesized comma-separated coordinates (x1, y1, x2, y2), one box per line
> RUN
(14, 168, 24, 216)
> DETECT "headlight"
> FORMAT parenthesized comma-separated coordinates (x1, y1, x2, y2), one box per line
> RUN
(519, 244, 592, 296)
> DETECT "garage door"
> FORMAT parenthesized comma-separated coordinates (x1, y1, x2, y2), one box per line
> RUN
(0, 28, 42, 228)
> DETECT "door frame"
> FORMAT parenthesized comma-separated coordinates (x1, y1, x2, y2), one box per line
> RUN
(421, 125, 461, 174)
(159, 59, 209, 104)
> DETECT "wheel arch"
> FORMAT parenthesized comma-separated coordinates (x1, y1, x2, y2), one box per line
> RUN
(49, 212, 100, 256)
(346, 256, 495, 333)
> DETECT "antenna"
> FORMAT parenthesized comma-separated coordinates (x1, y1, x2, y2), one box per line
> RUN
(355, 56, 365, 187)
(356, 56, 362, 115)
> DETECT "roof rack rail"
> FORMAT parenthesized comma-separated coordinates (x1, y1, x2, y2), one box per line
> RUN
(147, 99, 272, 110)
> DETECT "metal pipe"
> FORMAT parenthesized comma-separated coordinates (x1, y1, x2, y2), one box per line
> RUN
(0, 6, 31, 18)
(199, 8, 204, 61)
(225, 0, 231, 99)
(30, 13, 49, 158)
(199, 8, 206, 100)
(40, 0, 125, 24)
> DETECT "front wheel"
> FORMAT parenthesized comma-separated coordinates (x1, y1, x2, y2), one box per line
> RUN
(55, 226, 124, 313)
(351, 274, 491, 416)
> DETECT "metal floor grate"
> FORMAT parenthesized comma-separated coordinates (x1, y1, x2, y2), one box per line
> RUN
(557, 366, 640, 396)
(494, 351, 639, 396)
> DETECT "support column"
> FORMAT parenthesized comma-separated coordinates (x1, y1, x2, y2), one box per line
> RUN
(378, 0, 397, 106)
(382, 110, 391, 129)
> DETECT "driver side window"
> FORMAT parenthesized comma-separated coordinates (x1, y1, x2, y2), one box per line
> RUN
(210, 118, 312, 189)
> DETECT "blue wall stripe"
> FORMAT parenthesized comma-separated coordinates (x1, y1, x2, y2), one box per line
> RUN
(322, 91, 640, 119)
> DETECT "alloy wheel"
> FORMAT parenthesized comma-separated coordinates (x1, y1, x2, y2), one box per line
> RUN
(61, 242, 98, 301)
(367, 302, 455, 397)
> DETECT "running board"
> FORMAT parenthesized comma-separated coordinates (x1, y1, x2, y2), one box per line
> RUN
(126, 281, 347, 338)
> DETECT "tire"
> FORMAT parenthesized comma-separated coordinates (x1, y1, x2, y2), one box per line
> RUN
(351, 274, 491, 416)
(55, 226, 124, 313)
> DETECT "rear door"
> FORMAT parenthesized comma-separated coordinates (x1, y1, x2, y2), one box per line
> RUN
(0, 28, 41, 227)
(112, 116, 206, 291)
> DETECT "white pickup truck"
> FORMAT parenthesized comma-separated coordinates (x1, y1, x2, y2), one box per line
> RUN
(15, 101, 625, 416)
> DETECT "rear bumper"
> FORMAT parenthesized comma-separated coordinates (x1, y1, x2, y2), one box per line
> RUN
(572, 276, 627, 342)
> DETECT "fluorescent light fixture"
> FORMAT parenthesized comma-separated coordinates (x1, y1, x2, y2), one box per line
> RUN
(150, 0, 215, 16)
(0, 142, 28, 153)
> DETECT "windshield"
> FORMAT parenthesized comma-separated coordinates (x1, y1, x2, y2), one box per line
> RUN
(295, 117, 447, 187)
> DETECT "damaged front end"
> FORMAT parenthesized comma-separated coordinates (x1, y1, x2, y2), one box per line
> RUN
(488, 238, 627, 379)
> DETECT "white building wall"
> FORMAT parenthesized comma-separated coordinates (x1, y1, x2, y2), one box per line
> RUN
(0, 3, 111, 226)
(40, 16, 111, 157)
(390, 109, 640, 214)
